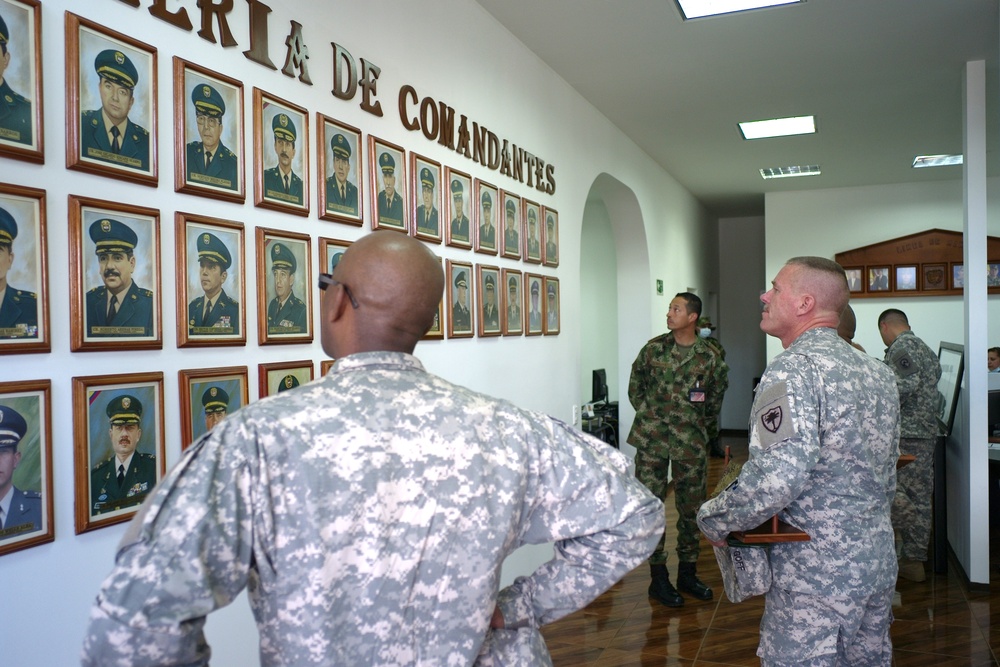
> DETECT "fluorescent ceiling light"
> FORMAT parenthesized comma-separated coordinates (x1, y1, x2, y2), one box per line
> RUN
(739, 115, 815, 140)
(912, 154, 963, 168)
(676, 0, 803, 20)
(759, 165, 820, 179)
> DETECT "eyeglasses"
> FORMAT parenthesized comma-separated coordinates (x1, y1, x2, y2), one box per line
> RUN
(196, 115, 221, 128)
(318, 273, 359, 309)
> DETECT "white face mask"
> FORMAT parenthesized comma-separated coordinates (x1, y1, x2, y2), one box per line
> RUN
(699, 327, 712, 338)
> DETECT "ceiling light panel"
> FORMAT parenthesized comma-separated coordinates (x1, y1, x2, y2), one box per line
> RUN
(739, 115, 815, 140)
(759, 165, 821, 179)
(912, 154, 963, 168)
(676, 0, 803, 20)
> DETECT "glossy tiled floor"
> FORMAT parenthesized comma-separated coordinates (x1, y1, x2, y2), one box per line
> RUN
(542, 437, 1000, 666)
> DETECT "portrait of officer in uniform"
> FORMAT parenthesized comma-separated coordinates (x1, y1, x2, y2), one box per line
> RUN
(262, 112, 304, 207)
(185, 82, 238, 192)
(201, 385, 229, 433)
(0, 204, 37, 339)
(260, 365, 312, 397)
(449, 178, 470, 246)
(545, 279, 560, 334)
(504, 273, 522, 334)
(0, 404, 42, 541)
(188, 231, 239, 337)
(80, 48, 150, 173)
(324, 132, 358, 218)
(90, 393, 156, 516)
(84, 217, 154, 339)
(525, 207, 541, 262)
(480, 272, 500, 334)
(543, 212, 559, 267)
(450, 268, 471, 335)
(477, 188, 497, 253)
(527, 276, 543, 334)
(502, 197, 520, 259)
(375, 151, 405, 230)
(266, 242, 307, 335)
(0, 7, 36, 149)
(414, 165, 439, 238)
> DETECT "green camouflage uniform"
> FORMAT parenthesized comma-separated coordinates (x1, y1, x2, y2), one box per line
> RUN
(627, 332, 728, 565)
(884, 329, 942, 561)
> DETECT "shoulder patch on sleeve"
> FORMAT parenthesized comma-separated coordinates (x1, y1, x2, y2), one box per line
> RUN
(893, 352, 918, 377)
(752, 380, 795, 448)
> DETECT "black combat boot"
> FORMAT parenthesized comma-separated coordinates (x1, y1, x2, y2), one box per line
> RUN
(648, 563, 683, 607)
(677, 561, 713, 600)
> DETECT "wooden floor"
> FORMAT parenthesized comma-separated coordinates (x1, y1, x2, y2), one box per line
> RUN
(541, 436, 1000, 666)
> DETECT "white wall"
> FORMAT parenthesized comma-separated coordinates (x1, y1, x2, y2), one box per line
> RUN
(580, 196, 619, 404)
(2, 1, 714, 664)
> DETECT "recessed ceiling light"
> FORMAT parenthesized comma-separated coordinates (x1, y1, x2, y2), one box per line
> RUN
(759, 165, 821, 179)
(676, 0, 803, 20)
(912, 154, 963, 168)
(739, 115, 816, 140)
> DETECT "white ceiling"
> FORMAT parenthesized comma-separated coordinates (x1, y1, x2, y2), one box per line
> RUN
(474, 0, 1000, 217)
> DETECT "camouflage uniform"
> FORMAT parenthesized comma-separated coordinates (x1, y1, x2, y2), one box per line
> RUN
(627, 332, 728, 565)
(884, 329, 942, 562)
(698, 328, 900, 665)
(82, 351, 663, 666)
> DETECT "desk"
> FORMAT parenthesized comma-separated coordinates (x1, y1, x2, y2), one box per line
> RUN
(582, 401, 619, 449)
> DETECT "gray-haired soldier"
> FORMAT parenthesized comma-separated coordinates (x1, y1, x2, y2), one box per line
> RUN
(698, 256, 900, 665)
(82, 231, 663, 666)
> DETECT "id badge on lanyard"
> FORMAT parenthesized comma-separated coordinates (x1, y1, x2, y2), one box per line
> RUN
(689, 375, 706, 403)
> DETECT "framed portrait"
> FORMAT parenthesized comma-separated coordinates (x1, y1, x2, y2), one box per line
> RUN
(500, 190, 521, 260)
(867, 266, 889, 292)
(173, 58, 245, 202)
(253, 88, 309, 215)
(320, 359, 334, 375)
(501, 269, 523, 336)
(0, 0, 42, 163)
(72, 372, 165, 534)
(541, 207, 559, 268)
(259, 360, 313, 398)
(66, 13, 157, 186)
(0, 183, 48, 354)
(895, 265, 918, 291)
(988, 262, 1000, 288)
(474, 180, 499, 255)
(447, 259, 474, 338)
(523, 198, 542, 264)
(422, 257, 444, 341)
(951, 263, 965, 290)
(256, 227, 312, 345)
(0, 379, 53, 557)
(921, 263, 947, 291)
(178, 366, 249, 449)
(476, 264, 501, 337)
(369, 135, 407, 233)
(411, 153, 442, 243)
(175, 212, 246, 347)
(543, 276, 560, 335)
(444, 167, 472, 249)
(843, 267, 863, 293)
(320, 236, 351, 275)
(317, 114, 362, 225)
(524, 273, 544, 336)
(69, 195, 161, 352)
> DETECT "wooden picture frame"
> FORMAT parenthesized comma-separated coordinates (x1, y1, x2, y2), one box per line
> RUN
(447, 259, 473, 338)
(542, 207, 559, 268)
(369, 135, 407, 233)
(256, 227, 313, 345)
(175, 212, 246, 347)
(988, 262, 1000, 288)
(500, 190, 521, 260)
(73, 372, 165, 534)
(543, 276, 560, 335)
(66, 13, 157, 186)
(253, 88, 309, 216)
(474, 179, 499, 255)
(844, 266, 863, 293)
(951, 263, 964, 290)
(0, 183, 49, 354)
(476, 264, 501, 337)
(173, 58, 245, 202)
(867, 266, 889, 292)
(317, 114, 362, 225)
(524, 273, 544, 335)
(69, 195, 161, 351)
(411, 153, 442, 243)
(501, 268, 523, 336)
(0, 379, 53, 556)
(258, 360, 313, 398)
(320, 359, 334, 375)
(178, 366, 249, 449)
(319, 236, 352, 275)
(444, 167, 472, 249)
(921, 263, 948, 291)
(523, 198, 542, 264)
(895, 265, 918, 291)
(0, 0, 43, 163)
(422, 257, 445, 341)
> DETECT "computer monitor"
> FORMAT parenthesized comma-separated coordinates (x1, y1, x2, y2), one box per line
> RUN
(988, 390, 1000, 436)
(592, 368, 608, 405)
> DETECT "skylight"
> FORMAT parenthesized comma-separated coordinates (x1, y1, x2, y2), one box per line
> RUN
(676, 0, 803, 20)
(739, 115, 815, 140)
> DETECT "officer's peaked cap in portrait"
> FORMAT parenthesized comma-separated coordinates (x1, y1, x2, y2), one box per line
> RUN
(90, 218, 138, 255)
(0, 13, 9, 47)
(420, 167, 434, 189)
(505, 199, 516, 216)
(455, 271, 467, 288)
(95, 49, 139, 89)
(379, 152, 395, 174)
(272, 113, 296, 142)
(0, 206, 18, 247)
(270, 242, 296, 273)
(481, 191, 492, 207)
(451, 179, 463, 198)
(198, 232, 232, 270)
(0, 405, 27, 449)
(277, 374, 299, 392)
(485, 274, 495, 291)
(192, 84, 225, 118)
(107, 395, 143, 425)
(331, 134, 351, 159)
(202, 386, 230, 413)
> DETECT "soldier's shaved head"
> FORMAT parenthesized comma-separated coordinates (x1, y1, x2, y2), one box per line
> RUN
(321, 231, 443, 358)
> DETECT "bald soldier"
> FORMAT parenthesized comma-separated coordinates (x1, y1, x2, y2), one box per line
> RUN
(699, 257, 900, 665)
(83, 231, 663, 666)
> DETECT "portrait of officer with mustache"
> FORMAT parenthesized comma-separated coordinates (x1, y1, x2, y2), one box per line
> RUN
(84, 217, 154, 338)
(90, 393, 156, 515)
(262, 112, 304, 207)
